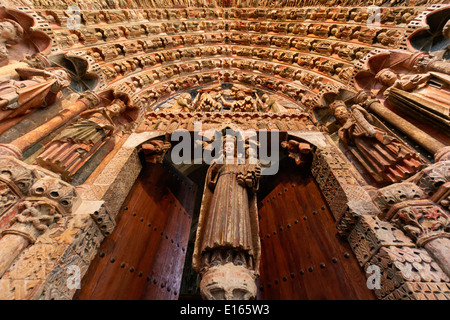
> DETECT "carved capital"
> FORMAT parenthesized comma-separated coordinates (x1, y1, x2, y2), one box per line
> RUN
(374, 182, 426, 219)
(0, 156, 80, 242)
(0, 144, 23, 160)
(389, 201, 450, 247)
(78, 90, 101, 109)
(0, 156, 34, 196)
(435, 147, 450, 162)
(414, 161, 450, 198)
(3, 200, 62, 243)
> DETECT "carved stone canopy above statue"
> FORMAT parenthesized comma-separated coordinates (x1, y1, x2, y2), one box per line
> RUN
(407, 7, 450, 60)
(0, 8, 52, 67)
(49, 53, 100, 93)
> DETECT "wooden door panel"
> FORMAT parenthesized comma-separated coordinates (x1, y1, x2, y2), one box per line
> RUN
(257, 165, 376, 300)
(74, 163, 196, 300)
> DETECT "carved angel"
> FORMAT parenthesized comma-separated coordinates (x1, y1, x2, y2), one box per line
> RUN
(0, 19, 23, 64)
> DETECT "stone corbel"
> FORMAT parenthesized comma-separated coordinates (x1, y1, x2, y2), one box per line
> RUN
(280, 139, 312, 166)
(141, 139, 172, 164)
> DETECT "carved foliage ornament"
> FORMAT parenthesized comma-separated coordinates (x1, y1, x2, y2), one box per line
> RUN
(0, 156, 80, 243)
(374, 182, 450, 246)
(415, 161, 450, 197)
(374, 182, 426, 218)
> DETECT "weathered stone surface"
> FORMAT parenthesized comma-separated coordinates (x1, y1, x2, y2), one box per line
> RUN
(0, 279, 44, 300)
(367, 246, 450, 299)
(88, 148, 142, 218)
(0, 200, 104, 300)
(312, 147, 372, 221)
(384, 282, 450, 300)
(337, 199, 380, 236)
(348, 215, 415, 266)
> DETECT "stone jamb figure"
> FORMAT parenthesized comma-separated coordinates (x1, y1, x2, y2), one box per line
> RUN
(193, 132, 261, 300)
(329, 100, 422, 184)
(35, 97, 131, 181)
(0, 18, 23, 66)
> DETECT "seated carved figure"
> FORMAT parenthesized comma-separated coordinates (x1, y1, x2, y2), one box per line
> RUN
(329, 100, 422, 184)
(0, 67, 70, 123)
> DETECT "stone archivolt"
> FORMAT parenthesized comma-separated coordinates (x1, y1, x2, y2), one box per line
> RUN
(0, 0, 448, 300)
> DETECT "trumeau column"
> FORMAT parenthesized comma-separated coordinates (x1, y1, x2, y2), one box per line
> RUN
(0, 156, 81, 278)
(193, 134, 261, 300)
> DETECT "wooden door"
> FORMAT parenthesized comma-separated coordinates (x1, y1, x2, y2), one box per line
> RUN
(256, 161, 376, 300)
(74, 162, 197, 300)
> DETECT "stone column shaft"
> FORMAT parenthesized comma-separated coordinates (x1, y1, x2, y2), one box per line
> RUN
(368, 101, 446, 154)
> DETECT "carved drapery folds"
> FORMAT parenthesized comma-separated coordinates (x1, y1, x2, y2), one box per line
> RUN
(0, 0, 447, 301)
(354, 50, 450, 131)
(0, 67, 70, 125)
(193, 134, 261, 300)
(35, 88, 138, 181)
(0, 156, 80, 278)
(314, 87, 424, 184)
